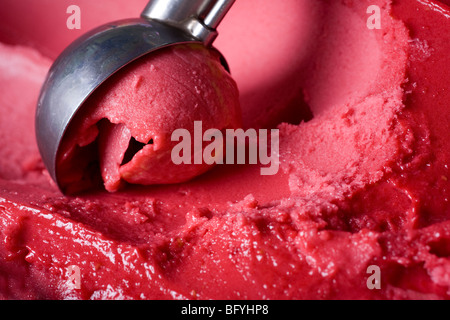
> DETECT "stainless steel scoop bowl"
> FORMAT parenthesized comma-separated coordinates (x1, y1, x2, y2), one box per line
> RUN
(35, 0, 235, 190)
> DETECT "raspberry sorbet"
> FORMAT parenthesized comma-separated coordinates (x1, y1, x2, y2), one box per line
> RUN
(0, 0, 449, 299)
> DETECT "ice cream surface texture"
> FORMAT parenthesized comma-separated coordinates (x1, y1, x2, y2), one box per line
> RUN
(0, 0, 449, 299)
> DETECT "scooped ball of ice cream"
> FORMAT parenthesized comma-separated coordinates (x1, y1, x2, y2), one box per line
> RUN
(57, 44, 241, 193)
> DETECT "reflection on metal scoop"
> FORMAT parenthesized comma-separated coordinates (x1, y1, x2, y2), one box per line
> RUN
(35, 0, 235, 191)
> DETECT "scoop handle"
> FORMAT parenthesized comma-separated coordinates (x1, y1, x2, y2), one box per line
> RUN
(141, 0, 235, 45)
(203, 0, 235, 29)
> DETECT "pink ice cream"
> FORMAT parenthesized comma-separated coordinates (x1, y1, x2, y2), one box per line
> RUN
(57, 44, 241, 193)
(0, 0, 449, 300)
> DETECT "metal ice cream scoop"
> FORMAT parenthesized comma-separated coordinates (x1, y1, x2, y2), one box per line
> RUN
(35, 0, 235, 190)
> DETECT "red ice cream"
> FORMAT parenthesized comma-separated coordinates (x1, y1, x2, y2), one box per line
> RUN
(57, 44, 241, 193)
(0, 0, 449, 300)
